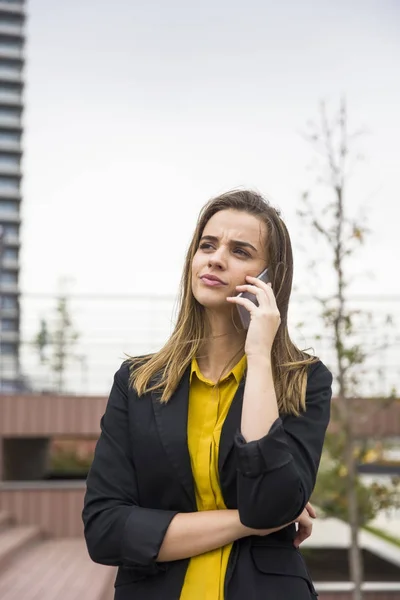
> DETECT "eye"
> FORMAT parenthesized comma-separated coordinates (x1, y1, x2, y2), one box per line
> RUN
(199, 242, 214, 251)
(234, 248, 250, 258)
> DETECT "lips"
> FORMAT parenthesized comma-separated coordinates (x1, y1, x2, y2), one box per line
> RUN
(200, 274, 227, 285)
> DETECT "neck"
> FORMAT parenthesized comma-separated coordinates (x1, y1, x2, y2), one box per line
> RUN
(196, 310, 245, 381)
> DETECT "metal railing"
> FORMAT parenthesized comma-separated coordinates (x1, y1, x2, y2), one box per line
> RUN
(0, 291, 398, 397)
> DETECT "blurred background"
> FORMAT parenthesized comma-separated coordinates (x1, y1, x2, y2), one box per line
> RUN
(0, 1, 399, 599)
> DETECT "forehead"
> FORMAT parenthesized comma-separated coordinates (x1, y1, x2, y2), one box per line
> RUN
(203, 209, 266, 246)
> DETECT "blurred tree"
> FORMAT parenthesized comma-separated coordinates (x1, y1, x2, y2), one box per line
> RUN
(312, 434, 399, 527)
(298, 98, 399, 600)
(35, 319, 49, 364)
(34, 291, 80, 393)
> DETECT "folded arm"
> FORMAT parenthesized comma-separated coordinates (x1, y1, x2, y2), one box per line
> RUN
(236, 360, 332, 528)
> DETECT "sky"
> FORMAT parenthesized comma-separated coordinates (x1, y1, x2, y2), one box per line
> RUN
(15, 0, 400, 392)
(21, 0, 400, 298)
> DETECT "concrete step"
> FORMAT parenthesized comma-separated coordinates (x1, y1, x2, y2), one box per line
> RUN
(0, 538, 116, 600)
(0, 525, 41, 571)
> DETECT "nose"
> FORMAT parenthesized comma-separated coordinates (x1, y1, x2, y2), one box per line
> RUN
(208, 246, 227, 270)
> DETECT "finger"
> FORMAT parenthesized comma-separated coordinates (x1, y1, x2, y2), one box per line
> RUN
(306, 502, 317, 519)
(246, 276, 279, 310)
(296, 513, 312, 529)
(234, 284, 270, 307)
(264, 283, 279, 311)
(293, 524, 312, 548)
(245, 275, 270, 289)
(226, 295, 257, 314)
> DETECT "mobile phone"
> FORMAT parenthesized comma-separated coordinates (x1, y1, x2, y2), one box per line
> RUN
(236, 267, 270, 329)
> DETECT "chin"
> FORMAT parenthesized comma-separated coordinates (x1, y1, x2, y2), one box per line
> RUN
(193, 290, 229, 311)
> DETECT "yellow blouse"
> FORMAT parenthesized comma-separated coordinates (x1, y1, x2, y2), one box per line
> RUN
(180, 355, 247, 600)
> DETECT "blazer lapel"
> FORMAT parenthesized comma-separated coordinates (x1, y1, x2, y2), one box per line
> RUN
(152, 367, 196, 508)
(218, 377, 246, 474)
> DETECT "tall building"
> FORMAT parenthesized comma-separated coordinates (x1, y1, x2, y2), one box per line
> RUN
(0, 1, 25, 392)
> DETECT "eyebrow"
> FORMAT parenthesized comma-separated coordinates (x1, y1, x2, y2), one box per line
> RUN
(200, 235, 258, 253)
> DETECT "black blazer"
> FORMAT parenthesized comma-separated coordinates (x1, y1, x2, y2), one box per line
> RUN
(82, 359, 332, 600)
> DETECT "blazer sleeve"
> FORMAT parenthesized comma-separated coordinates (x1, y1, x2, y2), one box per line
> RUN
(82, 362, 179, 570)
(234, 360, 332, 529)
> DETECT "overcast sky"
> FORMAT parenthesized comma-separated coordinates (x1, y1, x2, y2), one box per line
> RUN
(20, 0, 400, 300)
(14, 0, 400, 393)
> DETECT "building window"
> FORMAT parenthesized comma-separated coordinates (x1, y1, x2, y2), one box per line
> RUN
(1, 224, 18, 235)
(0, 318, 17, 331)
(0, 272, 17, 284)
(3, 248, 18, 260)
(0, 64, 21, 76)
(0, 132, 20, 143)
(0, 381, 18, 392)
(0, 40, 22, 50)
(0, 15, 24, 25)
(0, 108, 20, 122)
(0, 342, 17, 355)
(0, 224, 19, 242)
(0, 58, 22, 67)
(0, 177, 19, 190)
(0, 295, 18, 309)
(0, 200, 18, 212)
(0, 155, 20, 167)
(0, 90, 21, 102)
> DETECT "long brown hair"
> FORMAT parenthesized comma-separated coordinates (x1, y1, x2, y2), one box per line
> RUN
(128, 189, 318, 415)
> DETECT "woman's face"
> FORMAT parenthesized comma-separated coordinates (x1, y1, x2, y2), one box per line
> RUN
(191, 209, 268, 312)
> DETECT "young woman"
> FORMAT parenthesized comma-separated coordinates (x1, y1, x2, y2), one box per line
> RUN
(83, 189, 332, 599)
